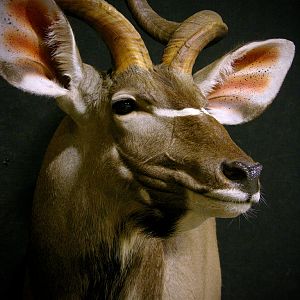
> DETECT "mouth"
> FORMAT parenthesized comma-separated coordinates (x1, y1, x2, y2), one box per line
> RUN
(186, 188, 260, 218)
(206, 189, 260, 205)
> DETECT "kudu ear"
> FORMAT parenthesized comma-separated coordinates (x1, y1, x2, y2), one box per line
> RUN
(0, 0, 86, 115)
(194, 39, 295, 125)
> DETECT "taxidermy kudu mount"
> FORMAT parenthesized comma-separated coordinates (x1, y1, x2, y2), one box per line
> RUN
(0, 0, 295, 299)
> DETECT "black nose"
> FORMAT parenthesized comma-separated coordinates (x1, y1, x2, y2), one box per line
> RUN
(222, 161, 262, 191)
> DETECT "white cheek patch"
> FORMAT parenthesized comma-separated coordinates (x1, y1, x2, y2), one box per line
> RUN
(110, 147, 134, 180)
(118, 165, 133, 180)
(153, 107, 211, 118)
(110, 146, 120, 160)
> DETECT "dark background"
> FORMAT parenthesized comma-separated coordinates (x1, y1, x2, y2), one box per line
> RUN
(0, 0, 299, 299)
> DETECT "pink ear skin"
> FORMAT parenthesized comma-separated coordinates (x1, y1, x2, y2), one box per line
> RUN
(208, 45, 278, 100)
(0, 0, 75, 96)
(194, 39, 295, 125)
(232, 44, 280, 70)
(3, 0, 57, 73)
(208, 73, 269, 99)
(3, 29, 54, 80)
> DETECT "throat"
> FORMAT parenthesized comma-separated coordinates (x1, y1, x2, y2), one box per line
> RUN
(82, 234, 164, 299)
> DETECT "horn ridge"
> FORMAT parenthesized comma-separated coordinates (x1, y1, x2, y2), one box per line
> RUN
(162, 10, 228, 74)
(127, 0, 179, 44)
(55, 0, 152, 73)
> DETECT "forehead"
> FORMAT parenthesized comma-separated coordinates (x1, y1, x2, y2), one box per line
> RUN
(109, 66, 206, 109)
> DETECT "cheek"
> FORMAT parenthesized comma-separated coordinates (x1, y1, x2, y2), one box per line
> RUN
(113, 113, 174, 160)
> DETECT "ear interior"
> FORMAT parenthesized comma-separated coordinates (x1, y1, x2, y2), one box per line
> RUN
(0, 0, 83, 97)
(194, 39, 295, 124)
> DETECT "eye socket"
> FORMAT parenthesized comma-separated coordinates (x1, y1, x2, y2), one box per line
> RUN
(112, 98, 137, 115)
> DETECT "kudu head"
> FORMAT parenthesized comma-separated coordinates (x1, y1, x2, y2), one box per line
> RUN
(0, 0, 294, 237)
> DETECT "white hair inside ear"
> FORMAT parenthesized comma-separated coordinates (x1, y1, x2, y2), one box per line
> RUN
(0, 0, 86, 117)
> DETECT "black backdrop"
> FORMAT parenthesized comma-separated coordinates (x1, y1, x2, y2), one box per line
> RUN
(0, 0, 299, 299)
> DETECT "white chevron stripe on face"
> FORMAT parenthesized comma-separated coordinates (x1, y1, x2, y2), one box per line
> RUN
(153, 107, 210, 118)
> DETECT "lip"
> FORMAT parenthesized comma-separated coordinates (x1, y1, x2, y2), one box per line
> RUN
(204, 194, 252, 205)
(186, 189, 253, 217)
(201, 194, 253, 207)
(187, 189, 252, 204)
(203, 189, 261, 205)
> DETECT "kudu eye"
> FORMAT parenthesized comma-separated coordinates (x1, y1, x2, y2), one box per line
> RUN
(112, 98, 137, 115)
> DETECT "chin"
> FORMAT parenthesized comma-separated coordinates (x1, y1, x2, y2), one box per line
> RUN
(176, 189, 254, 232)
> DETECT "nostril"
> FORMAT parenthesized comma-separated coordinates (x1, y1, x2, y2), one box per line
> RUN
(222, 161, 262, 182)
(222, 162, 248, 182)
